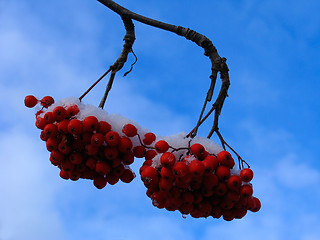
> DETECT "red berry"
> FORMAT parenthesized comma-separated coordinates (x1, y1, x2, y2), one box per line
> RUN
(189, 160, 205, 176)
(160, 167, 174, 181)
(122, 151, 135, 165)
(211, 206, 222, 219)
(40, 96, 54, 108)
(249, 197, 261, 212)
(190, 176, 203, 190)
(203, 173, 219, 190)
(225, 191, 241, 204)
(133, 145, 146, 158)
(198, 201, 212, 218)
(83, 116, 99, 132)
(81, 132, 92, 144)
(105, 131, 121, 146)
(122, 124, 138, 137)
(222, 209, 236, 221)
(182, 191, 194, 204)
(43, 112, 54, 124)
(91, 133, 105, 147)
(215, 165, 231, 181)
(69, 171, 81, 181)
(234, 196, 248, 209)
(110, 158, 122, 168)
(57, 119, 69, 134)
(165, 197, 181, 212)
(85, 157, 96, 170)
(193, 191, 203, 204)
(85, 144, 99, 156)
(40, 131, 49, 141)
(96, 161, 111, 175)
(145, 149, 157, 160)
(151, 191, 167, 208)
(93, 175, 108, 189)
(143, 159, 153, 166)
(120, 169, 135, 183)
(50, 150, 65, 164)
(143, 132, 156, 145)
(58, 142, 72, 155)
(69, 152, 83, 164)
(160, 152, 176, 168)
(234, 208, 247, 219)
(103, 147, 119, 160)
(154, 140, 169, 153)
(66, 105, 80, 117)
(202, 155, 219, 174)
(24, 95, 39, 108)
(35, 117, 47, 130)
(98, 121, 111, 134)
(52, 106, 67, 121)
(60, 159, 75, 171)
(141, 166, 158, 187)
(59, 169, 70, 180)
(172, 161, 189, 178)
(240, 184, 253, 198)
(68, 119, 83, 135)
(215, 182, 228, 196)
(217, 151, 235, 168)
(118, 137, 133, 152)
(44, 123, 58, 138)
(240, 168, 254, 182)
(113, 164, 125, 177)
(46, 138, 59, 152)
(227, 175, 242, 191)
(159, 178, 173, 191)
(190, 143, 205, 159)
(179, 203, 193, 214)
(106, 174, 120, 185)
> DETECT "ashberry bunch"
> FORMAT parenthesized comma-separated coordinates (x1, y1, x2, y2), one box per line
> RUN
(25, 95, 156, 189)
(140, 136, 261, 220)
(25, 95, 261, 221)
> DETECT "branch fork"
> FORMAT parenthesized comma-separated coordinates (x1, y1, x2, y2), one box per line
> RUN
(79, 0, 242, 162)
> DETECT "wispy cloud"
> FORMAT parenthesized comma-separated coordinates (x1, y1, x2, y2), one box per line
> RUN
(0, 128, 66, 240)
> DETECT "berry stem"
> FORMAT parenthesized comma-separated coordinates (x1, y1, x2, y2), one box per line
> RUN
(99, 70, 116, 109)
(215, 129, 250, 169)
(98, 0, 230, 139)
(79, 68, 111, 101)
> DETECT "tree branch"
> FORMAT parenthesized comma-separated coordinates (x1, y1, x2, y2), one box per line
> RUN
(98, 0, 230, 140)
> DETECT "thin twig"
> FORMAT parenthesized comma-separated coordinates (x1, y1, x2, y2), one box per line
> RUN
(98, 0, 230, 138)
(99, 71, 116, 109)
(123, 49, 138, 76)
(216, 129, 250, 169)
(79, 68, 111, 101)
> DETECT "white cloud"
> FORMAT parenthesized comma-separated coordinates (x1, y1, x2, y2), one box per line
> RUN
(0, 127, 66, 240)
(275, 153, 320, 189)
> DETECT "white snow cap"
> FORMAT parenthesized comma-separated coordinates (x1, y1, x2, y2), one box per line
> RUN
(39, 97, 151, 147)
(151, 132, 224, 168)
(40, 97, 225, 167)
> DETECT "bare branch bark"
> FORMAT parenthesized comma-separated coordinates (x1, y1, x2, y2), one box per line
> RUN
(97, 0, 230, 139)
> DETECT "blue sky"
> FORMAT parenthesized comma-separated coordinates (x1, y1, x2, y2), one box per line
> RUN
(1, 0, 320, 239)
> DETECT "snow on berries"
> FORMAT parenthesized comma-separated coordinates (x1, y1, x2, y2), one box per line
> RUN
(140, 133, 261, 220)
(25, 95, 155, 190)
(25, 94, 261, 221)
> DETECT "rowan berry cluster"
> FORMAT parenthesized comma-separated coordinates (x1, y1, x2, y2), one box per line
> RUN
(140, 141, 261, 220)
(25, 94, 261, 221)
(25, 95, 156, 189)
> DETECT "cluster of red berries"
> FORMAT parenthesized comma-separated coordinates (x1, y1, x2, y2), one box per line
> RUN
(140, 142, 261, 220)
(25, 95, 261, 221)
(24, 95, 156, 189)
